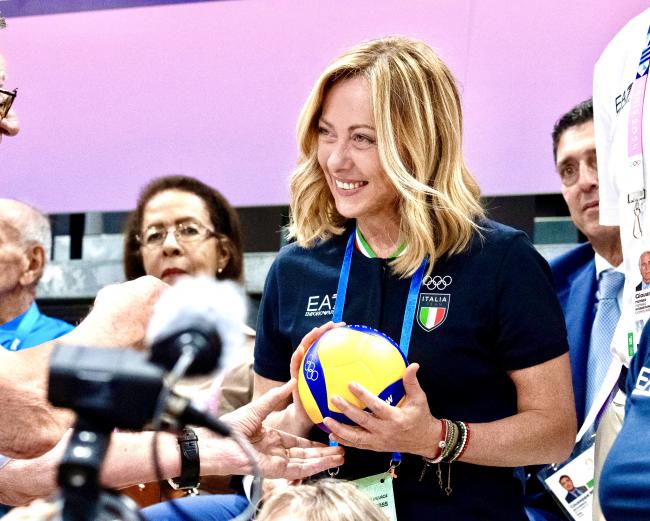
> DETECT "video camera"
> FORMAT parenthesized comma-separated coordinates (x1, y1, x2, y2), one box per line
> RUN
(46, 277, 247, 521)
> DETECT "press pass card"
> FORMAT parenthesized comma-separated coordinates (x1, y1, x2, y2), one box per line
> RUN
(354, 472, 397, 521)
(538, 444, 595, 520)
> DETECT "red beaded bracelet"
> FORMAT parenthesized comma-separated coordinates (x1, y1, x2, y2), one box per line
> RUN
(422, 418, 450, 464)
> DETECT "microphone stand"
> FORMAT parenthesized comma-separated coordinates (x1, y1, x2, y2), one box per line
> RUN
(50, 344, 260, 521)
(58, 418, 110, 521)
(58, 418, 144, 521)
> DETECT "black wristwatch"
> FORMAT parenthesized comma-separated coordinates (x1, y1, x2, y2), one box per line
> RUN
(168, 427, 200, 493)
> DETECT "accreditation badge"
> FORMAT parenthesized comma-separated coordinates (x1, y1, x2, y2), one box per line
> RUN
(537, 443, 595, 520)
(353, 472, 397, 521)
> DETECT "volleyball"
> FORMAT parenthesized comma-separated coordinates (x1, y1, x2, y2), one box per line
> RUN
(297, 325, 408, 431)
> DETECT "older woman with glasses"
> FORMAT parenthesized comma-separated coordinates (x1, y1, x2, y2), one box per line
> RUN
(121, 175, 254, 518)
(123, 175, 243, 286)
(123, 174, 252, 415)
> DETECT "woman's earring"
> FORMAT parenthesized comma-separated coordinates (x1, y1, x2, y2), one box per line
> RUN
(217, 268, 223, 274)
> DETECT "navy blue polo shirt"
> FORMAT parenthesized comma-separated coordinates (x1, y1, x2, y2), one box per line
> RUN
(255, 219, 569, 520)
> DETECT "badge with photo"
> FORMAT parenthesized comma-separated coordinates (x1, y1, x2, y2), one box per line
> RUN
(634, 249, 650, 309)
(537, 441, 595, 520)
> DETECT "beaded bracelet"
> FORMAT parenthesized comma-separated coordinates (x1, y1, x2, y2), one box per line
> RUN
(422, 418, 450, 465)
(440, 420, 458, 461)
(457, 422, 471, 460)
(446, 421, 469, 463)
(418, 419, 472, 496)
(420, 419, 472, 479)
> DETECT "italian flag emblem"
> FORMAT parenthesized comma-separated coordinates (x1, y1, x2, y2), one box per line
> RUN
(417, 293, 450, 332)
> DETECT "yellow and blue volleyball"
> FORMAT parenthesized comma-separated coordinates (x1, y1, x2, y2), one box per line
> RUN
(298, 325, 408, 432)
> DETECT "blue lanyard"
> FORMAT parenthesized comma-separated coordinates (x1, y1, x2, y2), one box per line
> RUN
(332, 233, 355, 323)
(5, 303, 40, 351)
(331, 228, 427, 467)
(333, 230, 427, 355)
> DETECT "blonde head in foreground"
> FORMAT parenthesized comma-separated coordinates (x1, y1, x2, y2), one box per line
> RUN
(256, 479, 388, 521)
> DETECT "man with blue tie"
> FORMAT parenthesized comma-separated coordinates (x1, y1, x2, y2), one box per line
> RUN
(549, 99, 624, 521)
(0, 199, 73, 351)
(559, 475, 588, 505)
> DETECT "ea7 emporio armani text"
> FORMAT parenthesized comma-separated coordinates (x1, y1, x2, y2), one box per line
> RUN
(304, 293, 337, 317)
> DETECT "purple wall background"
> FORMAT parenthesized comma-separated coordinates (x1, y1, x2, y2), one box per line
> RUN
(1, 0, 648, 213)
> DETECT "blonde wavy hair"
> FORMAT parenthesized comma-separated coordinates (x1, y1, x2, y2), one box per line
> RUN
(289, 35, 484, 276)
(256, 479, 388, 521)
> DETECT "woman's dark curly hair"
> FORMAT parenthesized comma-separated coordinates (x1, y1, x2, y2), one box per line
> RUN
(123, 175, 244, 282)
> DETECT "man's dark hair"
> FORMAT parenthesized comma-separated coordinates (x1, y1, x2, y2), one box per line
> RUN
(559, 475, 571, 483)
(552, 98, 593, 162)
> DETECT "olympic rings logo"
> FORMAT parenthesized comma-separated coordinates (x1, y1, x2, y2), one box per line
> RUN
(305, 359, 320, 381)
(423, 275, 452, 291)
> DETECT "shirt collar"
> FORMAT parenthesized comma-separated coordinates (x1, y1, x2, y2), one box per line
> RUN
(593, 252, 623, 279)
(0, 304, 34, 331)
(354, 226, 406, 259)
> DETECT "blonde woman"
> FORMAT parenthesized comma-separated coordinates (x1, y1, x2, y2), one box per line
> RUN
(253, 36, 576, 519)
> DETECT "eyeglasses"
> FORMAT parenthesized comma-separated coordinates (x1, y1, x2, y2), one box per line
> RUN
(0, 88, 17, 120)
(137, 221, 218, 248)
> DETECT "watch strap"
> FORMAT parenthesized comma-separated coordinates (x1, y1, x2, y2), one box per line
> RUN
(168, 427, 200, 491)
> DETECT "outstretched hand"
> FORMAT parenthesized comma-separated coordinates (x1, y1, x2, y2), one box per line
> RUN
(322, 363, 441, 458)
(222, 379, 344, 480)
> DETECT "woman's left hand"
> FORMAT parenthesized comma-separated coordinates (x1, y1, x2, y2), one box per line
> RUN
(323, 363, 441, 458)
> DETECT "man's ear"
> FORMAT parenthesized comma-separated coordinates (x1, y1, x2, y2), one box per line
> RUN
(19, 243, 46, 287)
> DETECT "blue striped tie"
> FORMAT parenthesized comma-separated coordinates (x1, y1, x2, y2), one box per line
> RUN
(585, 269, 624, 418)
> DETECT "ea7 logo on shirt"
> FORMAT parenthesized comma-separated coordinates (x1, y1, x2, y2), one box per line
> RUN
(632, 366, 650, 397)
(417, 293, 450, 332)
(615, 82, 633, 114)
(304, 293, 337, 317)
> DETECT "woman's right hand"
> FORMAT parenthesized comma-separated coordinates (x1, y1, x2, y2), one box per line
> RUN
(289, 321, 345, 428)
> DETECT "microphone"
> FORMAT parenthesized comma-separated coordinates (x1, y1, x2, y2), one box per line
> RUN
(165, 392, 232, 437)
(146, 276, 247, 376)
(48, 276, 247, 429)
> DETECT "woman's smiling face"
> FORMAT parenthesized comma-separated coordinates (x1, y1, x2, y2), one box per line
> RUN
(317, 76, 399, 228)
